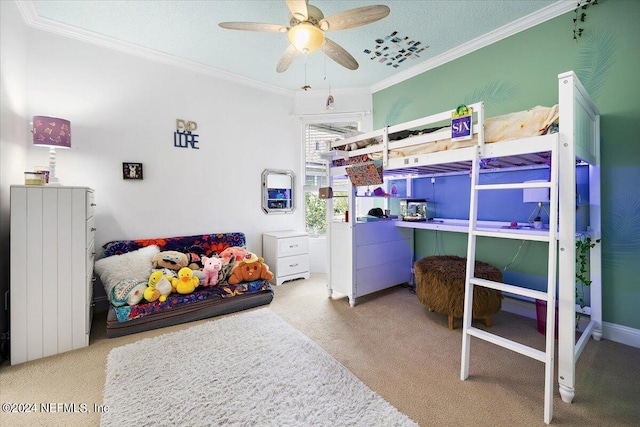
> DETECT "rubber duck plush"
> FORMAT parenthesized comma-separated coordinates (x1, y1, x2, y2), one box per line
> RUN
(146, 270, 173, 302)
(172, 267, 200, 294)
(143, 282, 160, 303)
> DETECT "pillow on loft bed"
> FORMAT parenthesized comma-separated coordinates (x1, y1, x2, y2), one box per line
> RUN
(94, 245, 160, 303)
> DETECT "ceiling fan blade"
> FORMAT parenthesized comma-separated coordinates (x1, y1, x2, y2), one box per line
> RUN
(276, 44, 300, 73)
(319, 5, 390, 32)
(286, 0, 308, 21)
(218, 22, 287, 33)
(321, 38, 358, 70)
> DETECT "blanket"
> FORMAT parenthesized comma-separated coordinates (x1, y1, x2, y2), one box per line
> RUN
(113, 279, 271, 323)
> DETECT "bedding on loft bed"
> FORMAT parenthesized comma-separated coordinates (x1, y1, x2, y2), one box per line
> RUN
(332, 105, 559, 167)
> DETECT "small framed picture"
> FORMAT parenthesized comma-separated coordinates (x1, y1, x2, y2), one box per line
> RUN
(123, 162, 143, 180)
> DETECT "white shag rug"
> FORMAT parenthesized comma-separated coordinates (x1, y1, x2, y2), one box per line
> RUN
(102, 308, 418, 427)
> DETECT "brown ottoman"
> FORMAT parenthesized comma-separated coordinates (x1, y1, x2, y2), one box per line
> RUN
(415, 255, 503, 329)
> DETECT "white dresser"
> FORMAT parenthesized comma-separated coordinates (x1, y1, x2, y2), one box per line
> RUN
(262, 230, 310, 285)
(10, 185, 96, 365)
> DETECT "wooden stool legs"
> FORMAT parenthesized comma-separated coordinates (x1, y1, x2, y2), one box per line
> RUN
(447, 315, 493, 330)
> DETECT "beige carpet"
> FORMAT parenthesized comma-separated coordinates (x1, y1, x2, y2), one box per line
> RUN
(1, 273, 638, 426)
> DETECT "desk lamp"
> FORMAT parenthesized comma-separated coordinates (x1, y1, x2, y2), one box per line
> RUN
(523, 179, 550, 227)
(32, 116, 71, 185)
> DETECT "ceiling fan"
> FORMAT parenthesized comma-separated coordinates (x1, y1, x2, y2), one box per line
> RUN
(219, 0, 390, 73)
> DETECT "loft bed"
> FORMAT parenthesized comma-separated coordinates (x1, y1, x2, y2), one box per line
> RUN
(323, 71, 601, 424)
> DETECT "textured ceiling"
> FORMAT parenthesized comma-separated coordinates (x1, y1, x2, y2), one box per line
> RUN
(29, 0, 569, 93)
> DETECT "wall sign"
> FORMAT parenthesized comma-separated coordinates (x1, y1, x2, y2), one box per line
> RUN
(174, 119, 199, 149)
(451, 105, 472, 141)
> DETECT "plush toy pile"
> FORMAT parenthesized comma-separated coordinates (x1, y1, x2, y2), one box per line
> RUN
(95, 240, 275, 309)
(140, 246, 273, 304)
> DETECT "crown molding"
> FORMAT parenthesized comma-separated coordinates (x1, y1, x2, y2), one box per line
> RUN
(15, 0, 295, 97)
(370, 0, 578, 93)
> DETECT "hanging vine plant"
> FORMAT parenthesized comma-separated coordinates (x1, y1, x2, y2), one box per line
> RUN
(575, 234, 601, 320)
(573, 0, 598, 41)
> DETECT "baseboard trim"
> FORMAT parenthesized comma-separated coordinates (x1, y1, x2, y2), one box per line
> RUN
(502, 297, 640, 349)
(602, 321, 640, 349)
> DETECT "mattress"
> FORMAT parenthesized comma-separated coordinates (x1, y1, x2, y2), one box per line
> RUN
(106, 288, 274, 338)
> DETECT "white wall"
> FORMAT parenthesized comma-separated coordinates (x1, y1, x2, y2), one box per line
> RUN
(1, 4, 375, 318)
(22, 25, 302, 255)
(0, 0, 29, 339)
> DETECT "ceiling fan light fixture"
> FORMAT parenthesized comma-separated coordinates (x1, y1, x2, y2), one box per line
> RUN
(288, 22, 325, 53)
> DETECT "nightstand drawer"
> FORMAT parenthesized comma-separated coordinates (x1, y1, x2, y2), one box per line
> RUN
(276, 254, 309, 276)
(277, 236, 308, 257)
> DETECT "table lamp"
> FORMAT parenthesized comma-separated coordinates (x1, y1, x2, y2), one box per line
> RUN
(523, 179, 550, 227)
(32, 116, 71, 185)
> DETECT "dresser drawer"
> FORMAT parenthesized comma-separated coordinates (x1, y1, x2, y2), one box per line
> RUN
(276, 254, 309, 277)
(87, 242, 95, 280)
(86, 216, 96, 246)
(86, 191, 96, 219)
(277, 236, 308, 257)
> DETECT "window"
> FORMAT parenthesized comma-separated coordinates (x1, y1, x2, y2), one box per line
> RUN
(304, 122, 357, 236)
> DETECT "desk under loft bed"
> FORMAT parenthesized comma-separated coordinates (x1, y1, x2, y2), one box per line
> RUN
(322, 71, 601, 424)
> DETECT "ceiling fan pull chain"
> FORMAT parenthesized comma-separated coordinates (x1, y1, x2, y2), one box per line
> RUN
(301, 53, 311, 91)
(323, 53, 327, 81)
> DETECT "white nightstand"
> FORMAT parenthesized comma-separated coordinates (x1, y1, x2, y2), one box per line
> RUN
(262, 230, 310, 285)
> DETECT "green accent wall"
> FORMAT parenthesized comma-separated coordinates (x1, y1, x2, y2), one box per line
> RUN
(373, 2, 640, 329)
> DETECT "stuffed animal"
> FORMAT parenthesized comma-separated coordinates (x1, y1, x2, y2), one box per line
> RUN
(172, 267, 200, 294)
(228, 257, 274, 285)
(146, 270, 173, 302)
(143, 282, 160, 302)
(219, 247, 255, 265)
(201, 256, 223, 286)
(218, 257, 237, 283)
(152, 251, 189, 271)
(185, 252, 204, 271)
(153, 267, 177, 280)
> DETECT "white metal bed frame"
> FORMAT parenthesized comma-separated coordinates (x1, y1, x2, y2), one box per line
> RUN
(324, 71, 601, 424)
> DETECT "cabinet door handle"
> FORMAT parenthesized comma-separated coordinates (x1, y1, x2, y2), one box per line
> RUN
(91, 203, 97, 207)
(91, 227, 97, 232)
(289, 244, 298, 248)
(290, 263, 298, 267)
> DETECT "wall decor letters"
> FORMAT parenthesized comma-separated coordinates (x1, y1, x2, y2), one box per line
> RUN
(174, 118, 199, 149)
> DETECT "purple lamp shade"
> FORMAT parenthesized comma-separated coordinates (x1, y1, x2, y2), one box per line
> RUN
(32, 116, 71, 148)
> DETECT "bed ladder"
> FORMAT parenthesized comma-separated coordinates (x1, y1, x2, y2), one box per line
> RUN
(460, 137, 560, 424)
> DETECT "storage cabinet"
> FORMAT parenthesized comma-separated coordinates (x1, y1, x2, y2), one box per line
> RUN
(262, 231, 310, 285)
(329, 220, 413, 307)
(10, 185, 96, 365)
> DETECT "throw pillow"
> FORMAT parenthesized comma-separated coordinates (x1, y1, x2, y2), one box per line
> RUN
(95, 245, 160, 302)
(110, 278, 147, 307)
